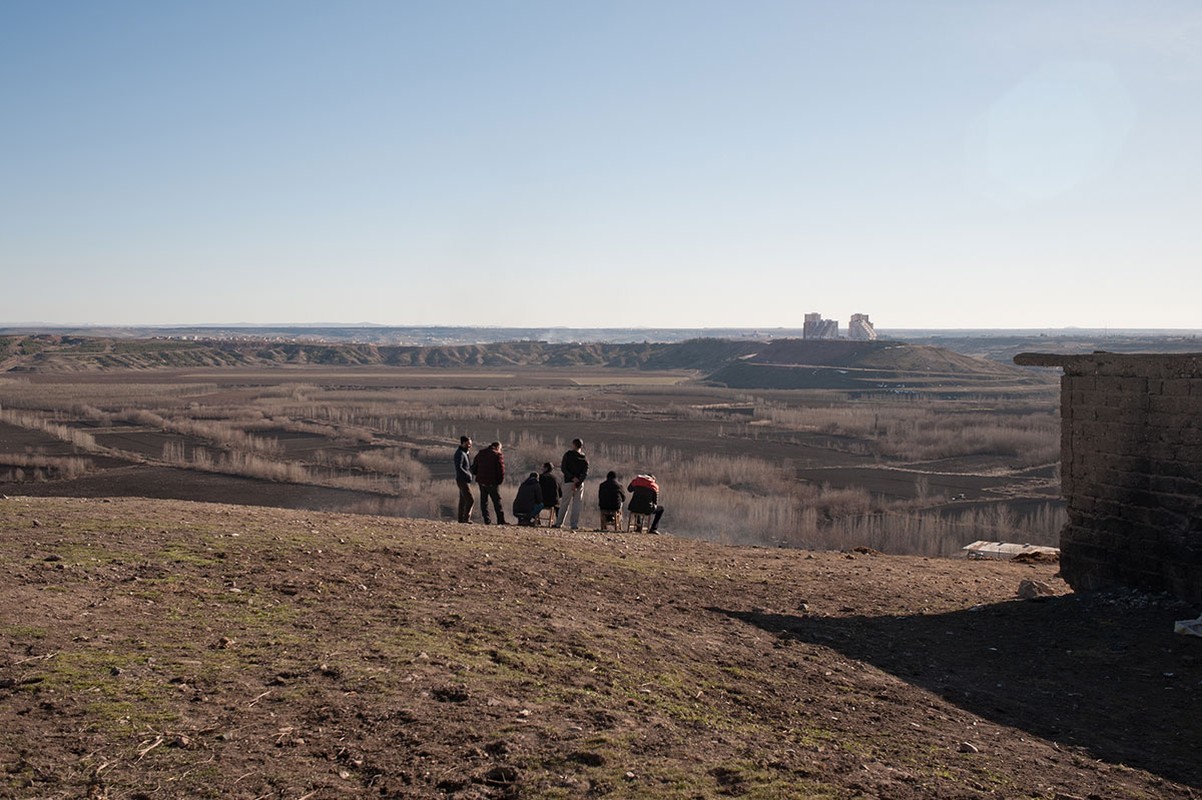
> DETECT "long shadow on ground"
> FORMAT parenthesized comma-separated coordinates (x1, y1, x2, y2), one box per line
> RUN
(715, 591, 1202, 789)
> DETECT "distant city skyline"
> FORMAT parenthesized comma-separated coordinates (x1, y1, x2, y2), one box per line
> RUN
(3, 2, 1200, 329)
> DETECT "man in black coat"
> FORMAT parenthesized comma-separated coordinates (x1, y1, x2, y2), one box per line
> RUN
(598, 470, 626, 529)
(538, 462, 561, 525)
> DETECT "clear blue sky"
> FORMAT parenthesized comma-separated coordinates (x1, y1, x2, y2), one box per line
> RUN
(2, 1, 1199, 329)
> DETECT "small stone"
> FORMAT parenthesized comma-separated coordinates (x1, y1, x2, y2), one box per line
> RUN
(958, 741, 979, 754)
(624, 771, 636, 780)
(32, 519, 42, 528)
(1017, 579, 1056, 600)
(110, 667, 124, 676)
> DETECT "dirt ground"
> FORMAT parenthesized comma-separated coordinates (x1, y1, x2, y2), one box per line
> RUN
(1, 495, 1199, 799)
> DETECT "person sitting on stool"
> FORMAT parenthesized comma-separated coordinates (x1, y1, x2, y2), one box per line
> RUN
(538, 462, 561, 525)
(597, 470, 625, 529)
(627, 473, 665, 534)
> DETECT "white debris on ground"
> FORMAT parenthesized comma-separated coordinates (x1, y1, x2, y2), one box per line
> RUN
(1173, 614, 1202, 638)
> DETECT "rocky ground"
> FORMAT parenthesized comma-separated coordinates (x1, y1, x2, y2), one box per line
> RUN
(1, 495, 1199, 799)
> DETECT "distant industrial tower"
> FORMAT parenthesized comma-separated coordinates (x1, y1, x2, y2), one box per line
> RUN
(803, 313, 839, 340)
(848, 314, 877, 341)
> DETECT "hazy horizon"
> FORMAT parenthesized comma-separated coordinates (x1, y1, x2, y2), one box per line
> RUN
(4, 321, 1201, 337)
(3, 2, 1201, 329)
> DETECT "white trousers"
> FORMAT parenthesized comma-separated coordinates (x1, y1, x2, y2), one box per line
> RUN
(557, 480, 585, 529)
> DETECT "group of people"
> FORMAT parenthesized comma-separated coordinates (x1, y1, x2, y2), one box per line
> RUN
(453, 436, 665, 534)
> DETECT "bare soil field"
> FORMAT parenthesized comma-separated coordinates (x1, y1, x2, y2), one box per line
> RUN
(1, 496, 1198, 799)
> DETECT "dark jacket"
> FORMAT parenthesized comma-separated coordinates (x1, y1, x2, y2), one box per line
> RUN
(454, 446, 473, 484)
(539, 472, 562, 508)
(627, 475, 660, 514)
(512, 474, 544, 517)
(598, 478, 626, 512)
(561, 449, 588, 484)
(472, 447, 505, 485)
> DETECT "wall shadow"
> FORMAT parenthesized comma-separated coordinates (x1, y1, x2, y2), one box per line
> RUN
(714, 593, 1201, 789)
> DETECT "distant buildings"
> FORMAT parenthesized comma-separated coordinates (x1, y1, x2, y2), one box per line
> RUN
(803, 312, 877, 341)
(848, 314, 877, 340)
(803, 313, 840, 340)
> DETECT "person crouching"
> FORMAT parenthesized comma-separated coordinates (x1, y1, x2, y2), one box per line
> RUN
(512, 472, 545, 526)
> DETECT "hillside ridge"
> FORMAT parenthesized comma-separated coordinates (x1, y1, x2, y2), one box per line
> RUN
(0, 334, 1031, 384)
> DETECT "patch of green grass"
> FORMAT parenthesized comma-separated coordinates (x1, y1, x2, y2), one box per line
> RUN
(33, 650, 131, 691)
(0, 762, 37, 794)
(791, 724, 880, 758)
(702, 760, 845, 800)
(0, 623, 48, 640)
(156, 543, 223, 566)
(24, 650, 181, 732)
(954, 760, 1018, 791)
(555, 758, 843, 800)
(26, 542, 138, 566)
(81, 699, 179, 731)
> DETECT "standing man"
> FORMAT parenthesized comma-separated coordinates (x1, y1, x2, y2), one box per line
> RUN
(472, 441, 507, 525)
(556, 438, 589, 530)
(454, 436, 474, 523)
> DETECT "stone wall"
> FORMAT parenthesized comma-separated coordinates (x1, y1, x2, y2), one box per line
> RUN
(1015, 353, 1202, 602)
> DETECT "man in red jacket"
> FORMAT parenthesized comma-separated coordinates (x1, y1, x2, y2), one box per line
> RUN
(471, 441, 507, 524)
(627, 473, 665, 534)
